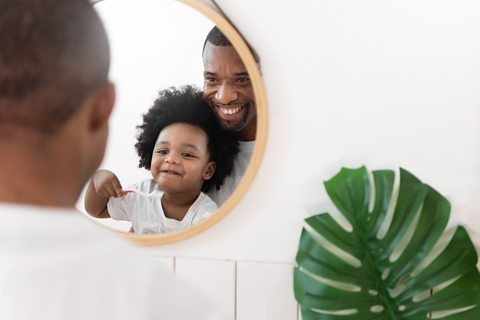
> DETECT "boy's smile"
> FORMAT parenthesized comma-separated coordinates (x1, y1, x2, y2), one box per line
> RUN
(150, 123, 215, 195)
(159, 168, 182, 177)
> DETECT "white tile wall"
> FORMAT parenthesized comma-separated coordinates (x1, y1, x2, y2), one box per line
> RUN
(175, 258, 236, 320)
(236, 261, 297, 320)
(148, 255, 298, 319)
(150, 256, 174, 272)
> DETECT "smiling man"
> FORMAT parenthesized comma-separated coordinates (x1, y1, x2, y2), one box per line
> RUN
(0, 1, 225, 318)
(202, 26, 257, 205)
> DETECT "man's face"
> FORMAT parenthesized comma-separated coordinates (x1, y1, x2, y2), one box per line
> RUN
(203, 42, 256, 141)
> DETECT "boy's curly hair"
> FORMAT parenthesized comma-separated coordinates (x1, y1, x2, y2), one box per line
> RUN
(135, 85, 239, 193)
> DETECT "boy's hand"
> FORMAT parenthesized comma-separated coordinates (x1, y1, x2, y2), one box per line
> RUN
(92, 169, 126, 199)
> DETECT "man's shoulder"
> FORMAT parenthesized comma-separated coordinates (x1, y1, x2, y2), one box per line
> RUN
(0, 203, 227, 319)
(238, 140, 256, 152)
(0, 202, 133, 250)
(196, 192, 218, 211)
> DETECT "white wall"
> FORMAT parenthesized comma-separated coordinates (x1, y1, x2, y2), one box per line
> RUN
(90, 1, 480, 319)
(95, 0, 213, 185)
(141, 0, 480, 259)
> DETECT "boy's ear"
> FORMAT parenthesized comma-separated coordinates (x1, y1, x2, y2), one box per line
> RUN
(203, 161, 216, 180)
(87, 82, 115, 132)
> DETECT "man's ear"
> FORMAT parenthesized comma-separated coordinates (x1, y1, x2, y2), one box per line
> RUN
(203, 161, 216, 180)
(87, 82, 115, 133)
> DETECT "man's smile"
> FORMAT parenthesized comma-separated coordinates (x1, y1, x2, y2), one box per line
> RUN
(214, 103, 248, 120)
(219, 105, 242, 115)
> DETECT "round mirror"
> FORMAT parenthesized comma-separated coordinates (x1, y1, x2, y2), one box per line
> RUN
(77, 0, 267, 245)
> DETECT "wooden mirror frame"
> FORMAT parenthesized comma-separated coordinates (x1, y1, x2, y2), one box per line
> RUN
(92, 0, 267, 245)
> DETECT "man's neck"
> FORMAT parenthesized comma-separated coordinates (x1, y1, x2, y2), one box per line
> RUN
(239, 117, 257, 141)
(0, 146, 80, 208)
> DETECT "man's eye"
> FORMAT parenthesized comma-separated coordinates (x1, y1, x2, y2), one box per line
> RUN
(204, 77, 217, 83)
(236, 77, 251, 85)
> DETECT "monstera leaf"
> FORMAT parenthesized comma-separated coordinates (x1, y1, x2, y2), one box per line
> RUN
(294, 167, 480, 319)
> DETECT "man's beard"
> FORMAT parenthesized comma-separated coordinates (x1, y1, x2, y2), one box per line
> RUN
(215, 103, 252, 133)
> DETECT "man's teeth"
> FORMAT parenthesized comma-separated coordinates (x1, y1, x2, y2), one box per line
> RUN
(220, 106, 242, 115)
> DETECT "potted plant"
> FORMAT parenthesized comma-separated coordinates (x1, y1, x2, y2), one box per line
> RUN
(294, 166, 480, 319)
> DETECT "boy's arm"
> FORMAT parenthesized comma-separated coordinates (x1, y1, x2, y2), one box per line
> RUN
(84, 178, 111, 218)
(84, 169, 125, 218)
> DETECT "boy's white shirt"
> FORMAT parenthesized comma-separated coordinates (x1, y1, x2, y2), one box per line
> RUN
(107, 179, 217, 234)
(0, 203, 226, 320)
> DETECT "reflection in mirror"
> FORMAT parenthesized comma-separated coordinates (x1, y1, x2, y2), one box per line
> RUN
(83, 85, 240, 234)
(201, 26, 257, 206)
(77, 0, 214, 232)
(78, 0, 258, 236)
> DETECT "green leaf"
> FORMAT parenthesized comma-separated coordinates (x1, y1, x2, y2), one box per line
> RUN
(294, 166, 480, 319)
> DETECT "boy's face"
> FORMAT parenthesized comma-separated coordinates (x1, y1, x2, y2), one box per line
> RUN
(150, 123, 215, 195)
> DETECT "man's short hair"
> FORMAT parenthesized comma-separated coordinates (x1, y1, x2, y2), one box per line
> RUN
(202, 25, 260, 65)
(202, 26, 231, 55)
(0, 0, 110, 135)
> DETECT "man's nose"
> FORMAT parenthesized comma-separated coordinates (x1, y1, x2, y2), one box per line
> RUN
(215, 83, 238, 104)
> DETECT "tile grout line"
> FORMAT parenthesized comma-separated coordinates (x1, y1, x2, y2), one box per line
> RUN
(234, 261, 238, 320)
(148, 253, 295, 266)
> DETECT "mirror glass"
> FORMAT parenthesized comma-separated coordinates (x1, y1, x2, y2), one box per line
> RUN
(77, 0, 262, 239)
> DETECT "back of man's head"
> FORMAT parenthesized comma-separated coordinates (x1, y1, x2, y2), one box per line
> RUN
(0, 0, 110, 137)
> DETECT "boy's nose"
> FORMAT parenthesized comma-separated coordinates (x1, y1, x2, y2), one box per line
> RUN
(165, 156, 179, 164)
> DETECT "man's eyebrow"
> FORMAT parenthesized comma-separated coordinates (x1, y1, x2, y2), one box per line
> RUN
(235, 72, 250, 77)
(204, 71, 216, 76)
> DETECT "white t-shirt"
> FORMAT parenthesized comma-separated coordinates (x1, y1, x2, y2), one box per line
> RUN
(208, 140, 255, 206)
(107, 179, 217, 234)
(0, 203, 225, 320)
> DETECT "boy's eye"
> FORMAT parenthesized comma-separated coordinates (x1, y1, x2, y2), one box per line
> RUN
(156, 149, 168, 155)
(182, 152, 196, 159)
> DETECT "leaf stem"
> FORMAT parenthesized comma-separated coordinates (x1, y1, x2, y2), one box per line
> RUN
(357, 222, 399, 319)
